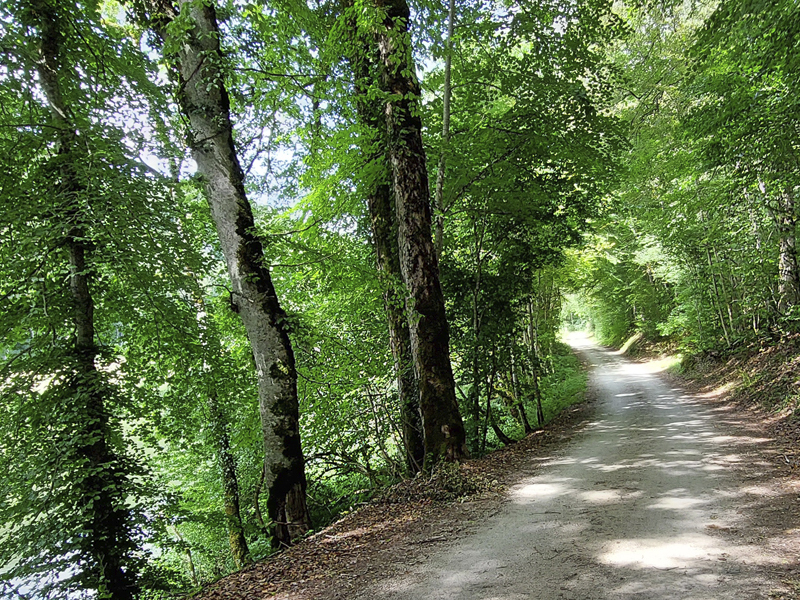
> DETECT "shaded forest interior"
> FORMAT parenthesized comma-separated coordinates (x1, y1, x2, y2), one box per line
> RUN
(2, 0, 800, 598)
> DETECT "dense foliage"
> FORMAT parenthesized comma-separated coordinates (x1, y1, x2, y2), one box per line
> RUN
(575, 0, 800, 353)
(19, 0, 798, 597)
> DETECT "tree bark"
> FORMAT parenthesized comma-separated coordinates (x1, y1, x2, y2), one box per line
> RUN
(148, 0, 310, 547)
(208, 393, 252, 568)
(349, 39, 424, 475)
(510, 349, 533, 434)
(31, 3, 139, 598)
(776, 189, 800, 314)
(530, 352, 545, 428)
(375, 0, 467, 468)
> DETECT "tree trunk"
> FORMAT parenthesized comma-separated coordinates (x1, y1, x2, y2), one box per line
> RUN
(470, 220, 486, 448)
(149, 0, 310, 547)
(530, 353, 545, 428)
(776, 189, 800, 314)
(32, 3, 139, 597)
(705, 246, 732, 345)
(433, 0, 455, 262)
(208, 393, 252, 568)
(485, 354, 514, 448)
(510, 349, 533, 434)
(254, 459, 268, 532)
(488, 404, 515, 447)
(369, 181, 425, 474)
(171, 526, 199, 587)
(349, 40, 424, 475)
(375, 0, 467, 468)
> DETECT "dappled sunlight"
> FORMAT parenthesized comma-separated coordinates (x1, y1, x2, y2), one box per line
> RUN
(369, 336, 794, 600)
(708, 435, 772, 445)
(647, 355, 684, 374)
(318, 513, 417, 544)
(739, 484, 782, 498)
(648, 496, 708, 510)
(512, 480, 573, 501)
(697, 382, 738, 398)
(599, 535, 715, 569)
(580, 488, 644, 504)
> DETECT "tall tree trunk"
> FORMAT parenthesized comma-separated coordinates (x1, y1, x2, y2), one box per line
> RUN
(471, 344, 481, 447)
(711, 246, 737, 335)
(170, 525, 199, 587)
(470, 220, 485, 448)
(349, 41, 424, 475)
(369, 181, 425, 474)
(208, 392, 252, 568)
(433, 0, 455, 261)
(776, 189, 800, 314)
(510, 349, 533, 434)
(705, 246, 732, 345)
(530, 352, 545, 428)
(485, 356, 514, 447)
(148, 0, 310, 547)
(254, 459, 268, 532)
(375, 0, 467, 468)
(32, 3, 139, 598)
(188, 276, 252, 566)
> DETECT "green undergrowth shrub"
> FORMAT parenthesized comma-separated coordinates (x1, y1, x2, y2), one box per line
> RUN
(480, 341, 587, 452)
(539, 342, 588, 424)
(305, 470, 380, 525)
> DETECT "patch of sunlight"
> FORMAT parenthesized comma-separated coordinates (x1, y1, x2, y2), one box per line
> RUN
(513, 482, 571, 500)
(664, 448, 702, 456)
(649, 496, 707, 510)
(697, 381, 737, 398)
(599, 535, 714, 569)
(716, 453, 743, 463)
(705, 434, 773, 445)
(739, 484, 781, 498)
(595, 463, 633, 472)
(647, 354, 683, 374)
(580, 489, 643, 504)
(701, 464, 727, 471)
(614, 332, 643, 355)
(669, 419, 709, 427)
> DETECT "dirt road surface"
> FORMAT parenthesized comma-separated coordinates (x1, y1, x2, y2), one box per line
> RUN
(352, 333, 799, 600)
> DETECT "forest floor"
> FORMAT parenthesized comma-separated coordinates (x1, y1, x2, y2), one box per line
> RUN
(196, 333, 800, 600)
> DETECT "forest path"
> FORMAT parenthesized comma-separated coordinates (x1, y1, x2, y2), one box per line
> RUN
(353, 333, 792, 600)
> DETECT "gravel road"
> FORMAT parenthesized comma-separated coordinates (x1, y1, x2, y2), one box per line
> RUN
(359, 333, 789, 600)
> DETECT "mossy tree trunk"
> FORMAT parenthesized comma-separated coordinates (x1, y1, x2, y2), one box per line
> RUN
(208, 392, 252, 568)
(348, 37, 424, 475)
(373, 0, 467, 468)
(148, 0, 310, 547)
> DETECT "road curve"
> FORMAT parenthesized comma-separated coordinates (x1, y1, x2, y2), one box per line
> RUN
(360, 332, 785, 600)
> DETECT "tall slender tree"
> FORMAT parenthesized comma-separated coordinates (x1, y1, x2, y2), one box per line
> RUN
(0, 1, 143, 597)
(141, 0, 311, 547)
